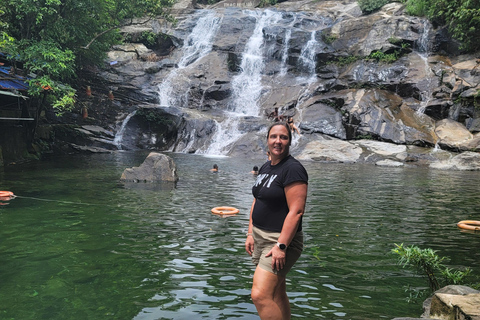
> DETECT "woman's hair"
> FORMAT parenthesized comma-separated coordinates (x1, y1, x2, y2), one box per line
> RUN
(267, 122, 292, 145)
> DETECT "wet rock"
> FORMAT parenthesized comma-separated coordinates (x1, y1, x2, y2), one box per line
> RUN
(429, 285, 480, 320)
(429, 151, 480, 170)
(120, 152, 179, 182)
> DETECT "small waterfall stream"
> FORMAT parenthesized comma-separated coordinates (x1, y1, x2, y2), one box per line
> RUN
(298, 31, 318, 82)
(158, 11, 222, 107)
(113, 110, 137, 150)
(415, 20, 436, 115)
(279, 28, 292, 76)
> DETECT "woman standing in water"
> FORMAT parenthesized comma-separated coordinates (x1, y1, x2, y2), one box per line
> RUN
(245, 122, 308, 320)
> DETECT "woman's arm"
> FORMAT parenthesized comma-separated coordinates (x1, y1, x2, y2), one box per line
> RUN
(266, 181, 307, 271)
(278, 181, 307, 246)
(245, 198, 256, 256)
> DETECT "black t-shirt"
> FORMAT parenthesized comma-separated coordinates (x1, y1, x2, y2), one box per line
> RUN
(251, 155, 308, 232)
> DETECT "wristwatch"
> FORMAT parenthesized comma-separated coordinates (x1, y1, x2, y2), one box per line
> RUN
(276, 242, 287, 250)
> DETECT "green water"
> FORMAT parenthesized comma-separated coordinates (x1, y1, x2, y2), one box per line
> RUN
(0, 151, 479, 320)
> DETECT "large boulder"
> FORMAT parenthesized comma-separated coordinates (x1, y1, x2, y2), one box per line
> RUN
(120, 152, 179, 182)
(435, 119, 480, 151)
(429, 285, 480, 320)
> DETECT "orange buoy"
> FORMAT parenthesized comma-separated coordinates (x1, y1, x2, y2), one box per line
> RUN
(457, 220, 480, 231)
(0, 191, 14, 201)
(211, 206, 239, 215)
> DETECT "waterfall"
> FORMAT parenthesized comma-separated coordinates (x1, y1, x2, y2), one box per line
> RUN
(157, 10, 221, 107)
(280, 28, 292, 76)
(230, 10, 282, 115)
(114, 110, 137, 150)
(297, 31, 318, 82)
(203, 10, 283, 155)
(415, 20, 435, 115)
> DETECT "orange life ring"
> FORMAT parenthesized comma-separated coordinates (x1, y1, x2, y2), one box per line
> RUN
(457, 220, 480, 231)
(211, 206, 239, 215)
(0, 191, 14, 201)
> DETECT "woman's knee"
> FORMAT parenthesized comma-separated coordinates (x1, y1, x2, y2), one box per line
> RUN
(251, 286, 266, 305)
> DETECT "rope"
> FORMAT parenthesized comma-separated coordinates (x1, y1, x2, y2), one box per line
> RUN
(11, 195, 119, 207)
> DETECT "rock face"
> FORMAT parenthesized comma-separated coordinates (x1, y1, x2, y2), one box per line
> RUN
(61, 0, 480, 169)
(120, 152, 179, 182)
(393, 285, 480, 320)
(428, 285, 480, 320)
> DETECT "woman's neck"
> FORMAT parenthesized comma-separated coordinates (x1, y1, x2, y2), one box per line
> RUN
(270, 154, 289, 166)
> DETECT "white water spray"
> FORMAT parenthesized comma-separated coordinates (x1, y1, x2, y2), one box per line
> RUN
(158, 11, 222, 107)
(230, 10, 282, 115)
(415, 20, 436, 115)
(298, 31, 318, 82)
(280, 28, 292, 76)
(114, 110, 137, 150)
(204, 10, 283, 155)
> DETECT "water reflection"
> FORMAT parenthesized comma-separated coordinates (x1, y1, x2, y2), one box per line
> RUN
(0, 152, 479, 320)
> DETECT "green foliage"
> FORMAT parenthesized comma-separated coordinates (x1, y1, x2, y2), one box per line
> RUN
(140, 31, 159, 48)
(392, 243, 472, 292)
(402, 0, 428, 16)
(358, 0, 389, 14)
(399, 0, 480, 52)
(332, 55, 361, 66)
(0, 0, 175, 115)
(258, 0, 278, 7)
(322, 34, 338, 45)
(388, 37, 402, 45)
(368, 50, 401, 63)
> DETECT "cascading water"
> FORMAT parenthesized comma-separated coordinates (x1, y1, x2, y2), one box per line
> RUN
(415, 20, 436, 115)
(204, 10, 283, 155)
(297, 31, 318, 82)
(114, 110, 137, 150)
(279, 28, 292, 76)
(158, 11, 222, 107)
(230, 10, 282, 116)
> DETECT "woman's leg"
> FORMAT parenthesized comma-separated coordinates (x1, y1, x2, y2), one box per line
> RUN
(251, 267, 290, 320)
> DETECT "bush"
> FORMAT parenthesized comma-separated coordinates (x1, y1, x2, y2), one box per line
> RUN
(392, 243, 472, 292)
(358, 0, 390, 14)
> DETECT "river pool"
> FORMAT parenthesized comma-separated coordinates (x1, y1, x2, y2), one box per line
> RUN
(0, 151, 479, 319)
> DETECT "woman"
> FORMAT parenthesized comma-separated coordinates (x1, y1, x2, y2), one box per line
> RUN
(245, 122, 308, 320)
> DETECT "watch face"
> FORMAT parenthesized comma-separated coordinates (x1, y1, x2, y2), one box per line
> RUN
(278, 243, 286, 250)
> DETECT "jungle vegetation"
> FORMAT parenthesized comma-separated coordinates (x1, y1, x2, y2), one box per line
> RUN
(0, 0, 479, 114)
(0, 0, 175, 114)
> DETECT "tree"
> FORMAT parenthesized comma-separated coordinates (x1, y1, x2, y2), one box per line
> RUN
(0, 0, 175, 114)
(398, 0, 480, 52)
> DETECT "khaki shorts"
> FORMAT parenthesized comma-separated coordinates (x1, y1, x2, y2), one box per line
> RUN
(251, 225, 303, 277)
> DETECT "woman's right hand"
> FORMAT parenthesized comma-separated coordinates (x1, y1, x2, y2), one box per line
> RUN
(245, 235, 254, 256)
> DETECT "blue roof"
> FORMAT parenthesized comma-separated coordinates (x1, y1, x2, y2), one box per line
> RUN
(0, 66, 29, 91)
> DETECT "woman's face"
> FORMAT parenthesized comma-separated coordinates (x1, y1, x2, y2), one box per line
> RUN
(267, 124, 290, 159)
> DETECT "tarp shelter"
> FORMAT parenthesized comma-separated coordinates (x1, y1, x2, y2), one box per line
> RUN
(0, 65, 29, 98)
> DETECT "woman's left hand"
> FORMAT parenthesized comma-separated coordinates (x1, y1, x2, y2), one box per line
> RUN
(266, 246, 286, 271)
